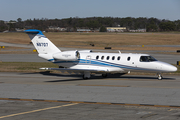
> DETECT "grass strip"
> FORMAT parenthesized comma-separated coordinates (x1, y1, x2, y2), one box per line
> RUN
(0, 62, 57, 72)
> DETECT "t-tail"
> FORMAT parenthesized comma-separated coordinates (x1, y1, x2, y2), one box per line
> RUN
(25, 29, 61, 61)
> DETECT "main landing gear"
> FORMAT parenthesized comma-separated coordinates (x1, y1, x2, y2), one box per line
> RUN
(83, 73, 108, 79)
(157, 73, 163, 80)
(102, 73, 108, 78)
(83, 72, 90, 79)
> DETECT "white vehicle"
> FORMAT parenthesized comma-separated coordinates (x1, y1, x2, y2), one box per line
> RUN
(25, 29, 177, 80)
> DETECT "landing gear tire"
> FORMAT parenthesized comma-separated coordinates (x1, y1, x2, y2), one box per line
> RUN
(83, 72, 91, 79)
(83, 75, 88, 80)
(157, 74, 162, 80)
(102, 73, 108, 78)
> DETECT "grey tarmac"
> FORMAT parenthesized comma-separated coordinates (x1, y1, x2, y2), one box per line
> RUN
(0, 72, 180, 119)
(0, 42, 179, 64)
(0, 53, 178, 64)
(1, 100, 180, 120)
(0, 42, 180, 119)
(0, 72, 180, 106)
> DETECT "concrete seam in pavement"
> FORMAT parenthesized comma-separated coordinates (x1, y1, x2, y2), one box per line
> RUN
(0, 98, 180, 108)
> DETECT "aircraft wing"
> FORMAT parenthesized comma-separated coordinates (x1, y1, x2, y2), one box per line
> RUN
(39, 68, 107, 73)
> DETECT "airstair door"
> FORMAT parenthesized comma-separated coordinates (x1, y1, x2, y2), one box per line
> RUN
(86, 55, 91, 64)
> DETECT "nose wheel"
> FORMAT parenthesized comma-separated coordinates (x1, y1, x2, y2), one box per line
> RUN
(157, 73, 162, 80)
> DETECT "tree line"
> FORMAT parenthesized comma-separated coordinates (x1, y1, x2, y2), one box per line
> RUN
(0, 17, 180, 32)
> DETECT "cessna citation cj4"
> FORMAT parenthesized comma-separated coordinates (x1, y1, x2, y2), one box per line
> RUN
(25, 29, 177, 80)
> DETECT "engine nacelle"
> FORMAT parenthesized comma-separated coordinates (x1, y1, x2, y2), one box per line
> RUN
(53, 51, 80, 61)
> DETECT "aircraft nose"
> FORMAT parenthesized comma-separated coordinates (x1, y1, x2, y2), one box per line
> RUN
(169, 65, 177, 72)
(164, 63, 177, 72)
(159, 62, 177, 72)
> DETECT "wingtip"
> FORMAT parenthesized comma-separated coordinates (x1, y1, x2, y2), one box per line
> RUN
(39, 68, 49, 70)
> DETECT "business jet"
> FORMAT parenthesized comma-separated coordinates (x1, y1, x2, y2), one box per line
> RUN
(24, 29, 177, 80)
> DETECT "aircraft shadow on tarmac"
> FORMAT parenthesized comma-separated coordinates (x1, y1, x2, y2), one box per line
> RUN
(20, 71, 176, 82)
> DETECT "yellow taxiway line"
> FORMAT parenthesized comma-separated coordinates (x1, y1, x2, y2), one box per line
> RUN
(0, 103, 78, 119)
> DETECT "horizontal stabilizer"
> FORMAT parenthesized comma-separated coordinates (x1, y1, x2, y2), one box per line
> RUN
(24, 29, 43, 35)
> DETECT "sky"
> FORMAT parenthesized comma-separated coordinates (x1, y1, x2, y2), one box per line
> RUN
(0, 0, 179, 21)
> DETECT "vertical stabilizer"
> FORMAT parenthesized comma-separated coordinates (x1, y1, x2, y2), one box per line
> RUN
(25, 29, 61, 54)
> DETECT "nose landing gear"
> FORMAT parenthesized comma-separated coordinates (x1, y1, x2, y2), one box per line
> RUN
(157, 73, 162, 80)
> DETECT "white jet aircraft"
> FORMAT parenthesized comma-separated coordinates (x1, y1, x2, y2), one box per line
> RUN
(25, 29, 177, 80)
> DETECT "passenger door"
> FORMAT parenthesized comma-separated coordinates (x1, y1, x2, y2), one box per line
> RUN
(86, 55, 91, 64)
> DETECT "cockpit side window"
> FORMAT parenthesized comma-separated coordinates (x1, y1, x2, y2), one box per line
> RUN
(140, 56, 157, 62)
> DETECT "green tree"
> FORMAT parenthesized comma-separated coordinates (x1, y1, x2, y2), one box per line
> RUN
(17, 18, 22, 23)
(159, 21, 176, 31)
(146, 24, 158, 32)
(99, 26, 107, 32)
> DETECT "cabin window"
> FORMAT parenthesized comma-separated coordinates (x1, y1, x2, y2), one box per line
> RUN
(117, 56, 120, 60)
(112, 56, 115, 60)
(96, 56, 99, 60)
(127, 57, 131, 61)
(101, 56, 104, 60)
(140, 56, 157, 62)
(107, 56, 109, 60)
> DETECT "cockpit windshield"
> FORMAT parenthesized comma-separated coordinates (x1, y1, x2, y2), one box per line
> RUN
(140, 56, 157, 62)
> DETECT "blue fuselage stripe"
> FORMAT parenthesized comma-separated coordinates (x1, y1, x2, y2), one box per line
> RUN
(52, 59, 156, 71)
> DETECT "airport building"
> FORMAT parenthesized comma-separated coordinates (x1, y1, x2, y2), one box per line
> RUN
(106, 27, 126, 32)
(48, 26, 67, 31)
(77, 29, 91, 32)
(129, 29, 146, 32)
